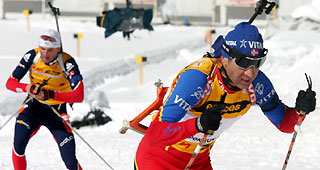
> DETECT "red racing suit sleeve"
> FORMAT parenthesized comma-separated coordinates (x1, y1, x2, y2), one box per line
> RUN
(6, 76, 28, 93)
(6, 49, 36, 93)
(47, 53, 84, 104)
(145, 113, 199, 146)
(53, 81, 84, 103)
(277, 107, 304, 133)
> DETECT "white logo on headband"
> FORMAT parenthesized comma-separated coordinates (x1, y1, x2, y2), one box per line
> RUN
(240, 39, 247, 48)
(39, 39, 61, 48)
(225, 41, 237, 46)
(239, 39, 263, 49)
(248, 41, 263, 49)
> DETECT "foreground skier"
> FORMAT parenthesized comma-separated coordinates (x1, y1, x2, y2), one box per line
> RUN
(134, 22, 316, 170)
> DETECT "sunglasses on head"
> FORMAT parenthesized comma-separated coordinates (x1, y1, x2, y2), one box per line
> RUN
(41, 35, 57, 42)
(222, 43, 268, 70)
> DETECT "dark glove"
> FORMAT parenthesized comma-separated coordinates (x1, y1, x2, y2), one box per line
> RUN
(196, 104, 225, 134)
(30, 84, 41, 95)
(296, 89, 316, 114)
(41, 88, 55, 101)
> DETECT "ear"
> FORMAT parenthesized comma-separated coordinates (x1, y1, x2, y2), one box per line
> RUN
(220, 56, 228, 67)
(57, 47, 62, 53)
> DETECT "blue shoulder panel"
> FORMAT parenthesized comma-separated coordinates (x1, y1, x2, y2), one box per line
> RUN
(64, 57, 83, 90)
(253, 71, 285, 126)
(12, 49, 37, 80)
(161, 69, 207, 123)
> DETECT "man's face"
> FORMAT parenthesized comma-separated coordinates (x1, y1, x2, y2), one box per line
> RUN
(39, 46, 60, 64)
(221, 57, 259, 89)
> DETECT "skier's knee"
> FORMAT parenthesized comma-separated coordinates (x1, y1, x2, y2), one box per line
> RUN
(13, 139, 27, 155)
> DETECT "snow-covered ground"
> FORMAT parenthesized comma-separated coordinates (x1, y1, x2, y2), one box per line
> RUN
(1, 3, 320, 170)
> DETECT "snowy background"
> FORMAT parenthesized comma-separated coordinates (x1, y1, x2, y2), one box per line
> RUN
(1, 1, 320, 170)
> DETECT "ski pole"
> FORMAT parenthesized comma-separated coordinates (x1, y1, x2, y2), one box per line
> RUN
(281, 112, 305, 170)
(184, 132, 211, 170)
(248, 0, 276, 24)
(44, 101, 115, 170)
(0, 97, 33, 130)
(281, 73, 312, 170)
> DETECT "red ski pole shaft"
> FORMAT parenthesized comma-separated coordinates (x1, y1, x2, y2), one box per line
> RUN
(281, 111, 306, 170)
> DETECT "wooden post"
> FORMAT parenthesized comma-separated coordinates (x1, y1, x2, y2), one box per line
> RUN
(204, 29, 215, 51)
(140, 62, 143, 85)
(73, 33, 83, 57)
(23, 9, 32, 32)
(136, 56, 147, 85)
(272, 5, 278, 20)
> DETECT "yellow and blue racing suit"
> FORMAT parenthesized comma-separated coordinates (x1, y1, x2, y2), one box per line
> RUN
(6, 48, 84, 170)
(135, 56, 300, 170)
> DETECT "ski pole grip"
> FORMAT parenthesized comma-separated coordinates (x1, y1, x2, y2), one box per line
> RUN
(48, 2, 55, 13)
(207, 130, 213, 134)
(48, 2, 60, 16)
(299, 111, 306, 117)
(248, 0, 277, 24)
(48, 2, 53, 8)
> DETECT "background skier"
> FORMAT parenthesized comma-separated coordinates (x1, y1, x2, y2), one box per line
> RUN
(6, 29, 84, 170)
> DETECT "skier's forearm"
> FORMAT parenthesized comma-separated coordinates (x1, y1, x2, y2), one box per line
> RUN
(145, 115, 199, 146)
(53, 81, 84, 103)
(6, 76, 28, 93)
(278, 107, 302, 133)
